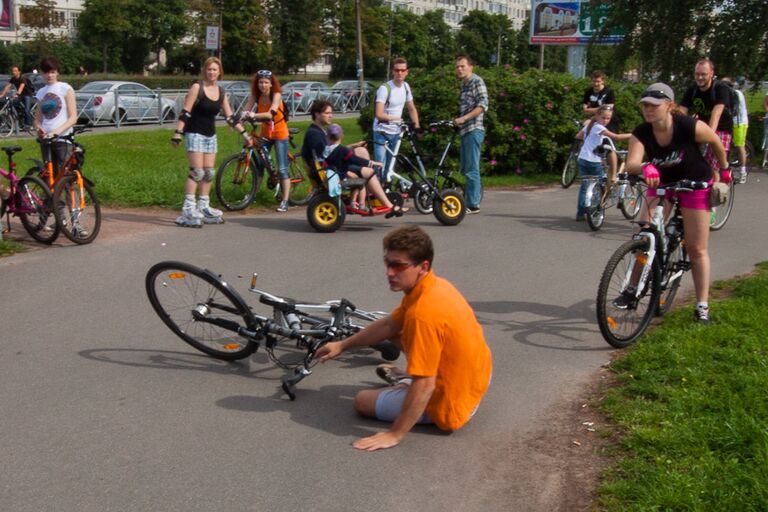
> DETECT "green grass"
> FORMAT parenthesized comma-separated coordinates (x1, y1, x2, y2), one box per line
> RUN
(5, 120, 557, 210)
(0, 238, 27, 257)
(5, 118, 367, 210)
(598, 261, 768, 511)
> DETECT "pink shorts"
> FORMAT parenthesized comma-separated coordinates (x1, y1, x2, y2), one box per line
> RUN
(646, 183, 712, 211)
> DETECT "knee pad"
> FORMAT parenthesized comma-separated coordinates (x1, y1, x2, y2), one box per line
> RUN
(188, 167, 205, 182)
(203, 167, 215, 182)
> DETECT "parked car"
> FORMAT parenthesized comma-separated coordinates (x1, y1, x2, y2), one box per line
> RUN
(327, 80, 374, 110)
(281, 81, 330, 113)
(75, 81, 178, 124)
(219, 80, 251, 116)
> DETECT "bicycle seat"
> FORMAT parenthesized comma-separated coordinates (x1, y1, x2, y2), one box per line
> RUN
(259, 293, 297, 312)
(1, 146, 22, 155)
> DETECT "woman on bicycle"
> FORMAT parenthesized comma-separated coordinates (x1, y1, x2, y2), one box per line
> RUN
(623, 83, 728, 323)
(171, 57, 249, 227)
(241, 69, 291, 212)
(33, 56, 78, 173)
(575, 105, 630, 220)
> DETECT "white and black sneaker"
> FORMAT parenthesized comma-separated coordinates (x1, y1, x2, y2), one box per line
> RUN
(694, 306, 710, 324)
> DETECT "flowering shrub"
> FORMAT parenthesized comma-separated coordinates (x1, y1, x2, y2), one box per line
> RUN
(360, 67, 646, 176)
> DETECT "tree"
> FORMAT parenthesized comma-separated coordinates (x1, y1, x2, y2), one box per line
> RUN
(130, 0, 188, 71)
(220, 0, 270, 75)
(708, 0, 768, 81)
(77, 0, 132, 73)
(456, 11, 516, 68)
(603, 0, 720, 83)
(422, 10, 456, 70)
(19, 0, 62, 38)
(325, 0, 388, 79)
(387, 9, 430, 70)
(268, 0, 325, 74)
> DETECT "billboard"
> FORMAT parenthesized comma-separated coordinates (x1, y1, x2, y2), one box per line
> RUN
(1, 0, 13, 30)
(529, 1, 624, 45)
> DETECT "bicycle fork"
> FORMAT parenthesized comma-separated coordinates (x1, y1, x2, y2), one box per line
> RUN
(625, 231, 658, 300)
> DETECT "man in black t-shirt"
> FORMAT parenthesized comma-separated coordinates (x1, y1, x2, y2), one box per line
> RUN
(679, 59, 732, 176)
(582, 70, 620, 132)
(0, 66, 35, 128)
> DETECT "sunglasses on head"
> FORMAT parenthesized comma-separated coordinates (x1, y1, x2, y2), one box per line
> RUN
(641, 89, 670, 100)
(257, 70, 273, 78)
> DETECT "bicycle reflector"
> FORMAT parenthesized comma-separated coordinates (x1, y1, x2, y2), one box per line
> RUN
(250, 273, 258, 290)
(168, 272, 186, 279)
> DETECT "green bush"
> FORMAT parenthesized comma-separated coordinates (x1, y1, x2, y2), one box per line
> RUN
(360, 67, 646, 176)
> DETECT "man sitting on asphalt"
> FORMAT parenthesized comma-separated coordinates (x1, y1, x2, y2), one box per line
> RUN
(315, 225, 493, 451)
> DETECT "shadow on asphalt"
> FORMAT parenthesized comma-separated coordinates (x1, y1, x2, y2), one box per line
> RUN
(78, 346, 442, 438)
(484, 211, 633, 240)
(471, 299, 612, 352)
(225, 215, 402, 234)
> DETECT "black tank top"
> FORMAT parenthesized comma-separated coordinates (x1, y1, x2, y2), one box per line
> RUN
(632, 114, 712, 183)
(185, 83, 223, 137)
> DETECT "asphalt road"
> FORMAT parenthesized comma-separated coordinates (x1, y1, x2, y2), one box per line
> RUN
(1, 178, 765, 511)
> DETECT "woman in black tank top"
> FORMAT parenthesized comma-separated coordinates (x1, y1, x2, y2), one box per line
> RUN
(170, 57, 249, 227)
(625, 83, 728, 324)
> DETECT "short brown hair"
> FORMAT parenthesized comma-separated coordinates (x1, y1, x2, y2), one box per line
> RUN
(383, 226, 434, 266)
(590, 70, 606, 80)
(39, 56, 60, 73)
(455, 54, 474, 66)
(309, 99, 333, 121)
(392, 57, 408, 69)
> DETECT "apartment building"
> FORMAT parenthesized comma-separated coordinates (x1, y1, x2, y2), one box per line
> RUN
(388, 0, 530, 30)
(0, 0, 84, 44)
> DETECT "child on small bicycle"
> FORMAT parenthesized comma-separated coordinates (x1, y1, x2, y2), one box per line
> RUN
(575, 105, 630, 220)
(323, 123, 403, 217)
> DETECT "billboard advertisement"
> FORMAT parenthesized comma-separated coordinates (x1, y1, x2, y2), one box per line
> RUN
(529, 1, 624, 45)
(1, 0, 13, 30)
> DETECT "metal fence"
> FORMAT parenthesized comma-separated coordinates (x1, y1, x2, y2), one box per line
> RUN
(73, 86, 371, 128)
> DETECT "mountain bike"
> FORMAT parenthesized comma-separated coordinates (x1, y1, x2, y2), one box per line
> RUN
(561, 119, 583, 188)
(596, 178, 708, 348)
(0, 98, 33, 138)
(28, 124, 101, 244)
(0, 145, 58, 243)
(582, 139, 644, 231)
(215, 122, 314, 211)
(145, 261, 400, 400)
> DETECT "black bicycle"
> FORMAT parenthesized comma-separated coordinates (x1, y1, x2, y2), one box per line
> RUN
(596, 178, 707, 348)
(145, 261, 400, 400)
(561, 119, 583, 188)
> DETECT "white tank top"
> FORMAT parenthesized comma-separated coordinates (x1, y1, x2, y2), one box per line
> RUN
(36, 82, 73, 135)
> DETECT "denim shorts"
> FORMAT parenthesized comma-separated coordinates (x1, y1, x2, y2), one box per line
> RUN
(185, 132, 217, 154)
(375, 385, 433, 424)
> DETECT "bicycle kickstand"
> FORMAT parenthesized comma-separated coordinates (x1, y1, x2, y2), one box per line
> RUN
(281, 366, 312, 401)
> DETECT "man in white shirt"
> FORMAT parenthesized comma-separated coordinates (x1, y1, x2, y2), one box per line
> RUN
(373, 58, 420, 176)
(722, 77, 749, 183)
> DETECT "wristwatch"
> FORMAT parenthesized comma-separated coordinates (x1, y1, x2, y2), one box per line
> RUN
(174, 129, 183, 135)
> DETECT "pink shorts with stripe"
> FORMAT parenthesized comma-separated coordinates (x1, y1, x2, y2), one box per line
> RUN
(646, 182, 712, 211)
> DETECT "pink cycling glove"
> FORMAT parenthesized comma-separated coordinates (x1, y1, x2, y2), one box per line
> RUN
(642, 163, 660, 181)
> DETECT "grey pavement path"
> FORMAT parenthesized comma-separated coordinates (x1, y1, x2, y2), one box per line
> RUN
(1, 177, 766, 511)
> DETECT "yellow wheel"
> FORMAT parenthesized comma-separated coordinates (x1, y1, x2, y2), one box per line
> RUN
(433, 189, 466, 225)
(307, 193, 345, 232)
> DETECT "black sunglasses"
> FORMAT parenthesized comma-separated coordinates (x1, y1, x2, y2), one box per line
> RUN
(641, 89, 670, 100)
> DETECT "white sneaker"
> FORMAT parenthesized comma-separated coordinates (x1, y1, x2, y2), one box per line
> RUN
(739, 168, 747, 184)
(276, 200, 288, 212)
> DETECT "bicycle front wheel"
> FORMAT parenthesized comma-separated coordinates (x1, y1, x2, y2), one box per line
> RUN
(215, 152, 262, 211)
(17, 175, 59, 244)
(596, 239, 661, 348)
(618, 182, 644, 220)
(585, 183, 605, 231)
(560, 142, 579, 188)
(145, 261, 258, 361)
(657, 240, 687, 316)
(709, 180, 735, 231)
(286, 155, 315, 206)
(52, 174, 101, 244)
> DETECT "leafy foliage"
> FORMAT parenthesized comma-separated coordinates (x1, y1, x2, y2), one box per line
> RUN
(361, 67, 645, 175)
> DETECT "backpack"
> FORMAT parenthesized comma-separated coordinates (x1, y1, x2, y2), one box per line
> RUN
(712, 79, 738, 119)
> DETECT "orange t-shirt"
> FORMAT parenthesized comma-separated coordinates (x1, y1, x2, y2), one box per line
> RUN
(256, 97, 288, 140)
(390, 271, 492, 431)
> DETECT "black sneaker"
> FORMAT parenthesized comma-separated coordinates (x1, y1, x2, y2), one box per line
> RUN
(694, 307, 710, 324)
(375, 364, 411, 386)
(612, 289, 637, 310)
(466, 206, 480, 214)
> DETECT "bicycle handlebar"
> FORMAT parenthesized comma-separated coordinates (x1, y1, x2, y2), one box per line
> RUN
(35, 122, 93, 143)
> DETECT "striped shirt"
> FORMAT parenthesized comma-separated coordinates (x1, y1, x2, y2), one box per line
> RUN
(458, 73, 488, 135)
